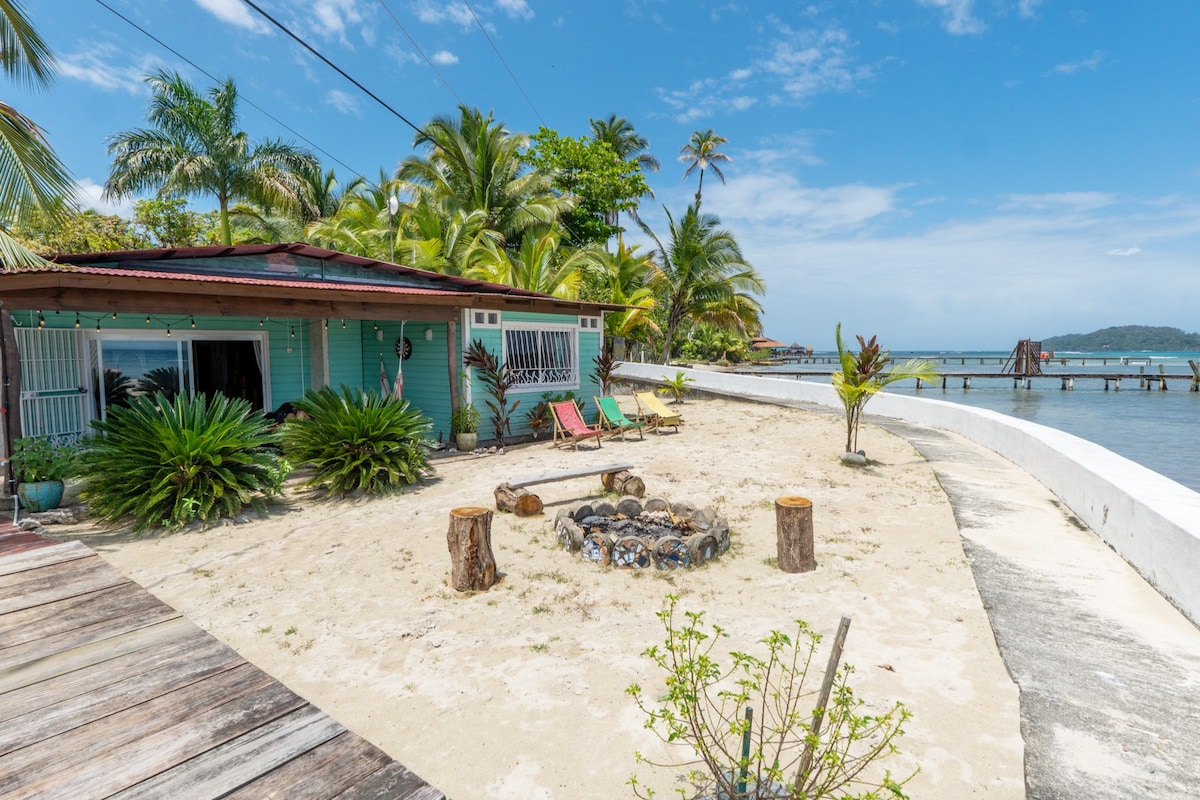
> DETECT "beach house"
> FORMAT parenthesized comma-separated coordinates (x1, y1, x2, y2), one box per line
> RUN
(0, 243, 618, 460)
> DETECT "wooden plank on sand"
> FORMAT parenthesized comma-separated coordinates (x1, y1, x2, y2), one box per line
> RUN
(334, 761, 448, 800)
(509, 461, 635, 489)
(0, 554, 127, 615)
(0, 540, 91, 577)
(218, 731, 392, 799)
(0, 601, 180, 672)
(0, 582, 164, 650)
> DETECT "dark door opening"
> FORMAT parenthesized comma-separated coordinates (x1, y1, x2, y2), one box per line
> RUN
(192, 341, 264, 410)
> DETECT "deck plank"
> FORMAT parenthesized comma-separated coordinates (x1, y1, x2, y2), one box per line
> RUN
(220, 731, 394, 799)
(0, 582, 165, 650)
(0, 540, 446, 800)
(0, 539, 91, 577)
(0, 553, 127, 614)
(108, 705, 346, 800)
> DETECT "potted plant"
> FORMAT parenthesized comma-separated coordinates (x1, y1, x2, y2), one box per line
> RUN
(450, 403, 481, 451)
(10, 437, 79, 512)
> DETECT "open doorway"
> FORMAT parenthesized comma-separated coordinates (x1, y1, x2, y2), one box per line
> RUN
(193, 340, 264, 410)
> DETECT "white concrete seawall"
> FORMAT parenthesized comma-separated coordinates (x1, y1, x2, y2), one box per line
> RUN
(616, 363, 1200, 626)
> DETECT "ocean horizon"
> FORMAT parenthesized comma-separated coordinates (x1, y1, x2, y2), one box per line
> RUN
(753, 349, 1200, 494)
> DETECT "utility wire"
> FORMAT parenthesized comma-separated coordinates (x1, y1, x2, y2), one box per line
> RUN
(93, 0, 382, 193)
(239, 0, 423, 136)
(462, 0, 545, 127)
(376, 0, 464, 107)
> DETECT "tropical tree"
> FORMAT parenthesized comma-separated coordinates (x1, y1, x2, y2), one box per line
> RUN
(12, 199, 146, 254)
(465, 227, 591, 299)
(678, 129, 730, 212)
(103, 69, 319, 246)
(639, 204, 764, 364)
(524, 126, 648, 247)
(0, 0, 75, 269)
(589, 114, 659, 231)
(832, 323, 940, 455)
(398, 106, 569, 248)
(578, 240, 659, 341)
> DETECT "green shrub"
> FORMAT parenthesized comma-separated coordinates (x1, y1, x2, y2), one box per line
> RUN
(283, 385, 432, 496)
(81, 392, 285, 533)
(11, 437, 79, 482)
(627, 594, 914, 799)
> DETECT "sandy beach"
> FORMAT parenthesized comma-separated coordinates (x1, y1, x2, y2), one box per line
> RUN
(47, 395, 1025, 799)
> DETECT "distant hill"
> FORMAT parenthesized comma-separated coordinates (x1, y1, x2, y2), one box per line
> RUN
(1041, 325, 1200, 351)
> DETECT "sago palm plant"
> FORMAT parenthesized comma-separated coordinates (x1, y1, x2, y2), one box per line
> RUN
(282, 385, 432, 497)
(80, 392, 284, 533)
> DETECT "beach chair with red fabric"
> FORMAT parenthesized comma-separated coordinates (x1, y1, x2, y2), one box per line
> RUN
(550, 400, 604, 450)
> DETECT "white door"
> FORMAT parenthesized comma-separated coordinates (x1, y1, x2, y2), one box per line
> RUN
(15, 328, 89, 445)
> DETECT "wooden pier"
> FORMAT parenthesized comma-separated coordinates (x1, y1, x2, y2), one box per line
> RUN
(0, 534, 445, 800)
(733, 369, 1200, 392)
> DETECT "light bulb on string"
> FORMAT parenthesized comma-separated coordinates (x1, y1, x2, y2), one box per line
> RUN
(166, 326, 172, 337)
(95, 321, 101, 333)
(341, 319, 346, 329)
(145, 315, 150, 324)
(74, 313, 80, 328)
(259, 318, 264, 327)
(323, 319, 328, 331)
(190, 316, 196, 328)
(112, 312, 117, 320)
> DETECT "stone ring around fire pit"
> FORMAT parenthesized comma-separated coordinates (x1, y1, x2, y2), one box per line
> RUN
(555, 496, 730, 570)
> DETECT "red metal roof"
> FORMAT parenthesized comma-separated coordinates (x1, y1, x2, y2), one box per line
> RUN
(47, 242, 549, 299)
(43, 265, 465, 296)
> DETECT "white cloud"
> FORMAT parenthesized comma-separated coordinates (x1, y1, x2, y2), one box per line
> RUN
(656, 22, 872, 121)
(431, 50, 459, 65)
(1051, 50, 1105, 76)
(1017, 0, 1043, 18)
(74, 178, 134, 217)
(325, 89, 361, 115)
(918, 0, 986, 36)
(193, 0, 271, 34)
(58, 47, 161, 94)
(1000, 192, 1118, 212)
(706, 172, 903, 234)
(413, 0, 474, 27)
(1106, 246, 1142, 256)
(495, 0, 534, 20)
(310, 0, 364, 40)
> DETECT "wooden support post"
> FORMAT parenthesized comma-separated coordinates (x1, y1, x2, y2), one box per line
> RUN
(795, 614, 852, 789)
(447, 506, 497, 591)
(775, 496, 816, 573)
(446, 319, 459, 417)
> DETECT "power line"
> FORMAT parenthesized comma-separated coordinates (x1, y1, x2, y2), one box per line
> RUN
(239, 0, 423, 136)
(376, 0, 465, 107)
(92, 0, 382, 192)
(462, 0, 545, 127)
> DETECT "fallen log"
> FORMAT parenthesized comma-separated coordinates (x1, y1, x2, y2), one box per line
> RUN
(602, 469, 646, 498)
(494, 483, 544, 516)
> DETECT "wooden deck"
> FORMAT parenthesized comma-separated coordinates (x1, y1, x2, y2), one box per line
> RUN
(0, 535, 445, 800)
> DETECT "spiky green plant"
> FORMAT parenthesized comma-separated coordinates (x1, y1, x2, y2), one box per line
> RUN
(80, 391, 284, 533)
(282, 385, 432, 496)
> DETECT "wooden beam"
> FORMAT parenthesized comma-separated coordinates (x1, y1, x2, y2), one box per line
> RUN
(0, 289, 460, 323)
(446, 319, 459, 415)
(1, 308, 22, 490)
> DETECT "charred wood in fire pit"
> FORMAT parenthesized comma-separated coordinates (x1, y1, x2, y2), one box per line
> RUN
(643, 497, 670, 513)
(592, 500, 616, 516)
(616, 496, 643, 517)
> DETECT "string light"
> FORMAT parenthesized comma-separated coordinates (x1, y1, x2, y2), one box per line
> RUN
(112, 312, 117, 319)
(145, 315, 151, 324)
(74, 313, 81, 328)
(36, 312, 45, 329)
(96, 321, 101, 333)
(166, 326, 172, 337)
(259, 318, 264, 327)
(289, 326, 295, 339)
(190, 316, 196, 328)
(323, 319, 328, 331)
(341, 319, 346, 329)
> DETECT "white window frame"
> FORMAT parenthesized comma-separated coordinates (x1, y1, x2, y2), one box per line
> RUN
(469, 308, 501, 329)
(579, 315, 601, 330)
(501, 322, 579, 391)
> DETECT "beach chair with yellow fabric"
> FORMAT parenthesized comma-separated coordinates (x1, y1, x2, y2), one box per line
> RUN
(633, 391, 683, 434)
(594, 396, 645, 441)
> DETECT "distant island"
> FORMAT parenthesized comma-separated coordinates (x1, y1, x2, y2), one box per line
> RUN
(1041, 325, 1200, 351)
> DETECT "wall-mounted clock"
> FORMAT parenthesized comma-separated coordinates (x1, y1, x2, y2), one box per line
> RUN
(395, 336, 413, 360)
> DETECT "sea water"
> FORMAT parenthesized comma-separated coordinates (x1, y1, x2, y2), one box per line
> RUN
(763, 350, 1200, 494)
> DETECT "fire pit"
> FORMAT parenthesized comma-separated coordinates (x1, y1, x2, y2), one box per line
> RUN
(555, 496, 730, 570)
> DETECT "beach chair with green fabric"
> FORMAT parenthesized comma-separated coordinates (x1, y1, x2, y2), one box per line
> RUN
(551, 400, 605, 450)
(633, 391, 683, 434)
(595, 396, 645, 441)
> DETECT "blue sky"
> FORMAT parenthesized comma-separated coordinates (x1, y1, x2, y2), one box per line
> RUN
(14, 1, 1200, 349)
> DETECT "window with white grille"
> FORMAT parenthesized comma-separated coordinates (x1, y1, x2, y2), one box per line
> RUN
(502, 324, 578, 390)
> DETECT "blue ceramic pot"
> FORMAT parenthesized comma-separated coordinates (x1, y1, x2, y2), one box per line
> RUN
(18, 480, 64, 513)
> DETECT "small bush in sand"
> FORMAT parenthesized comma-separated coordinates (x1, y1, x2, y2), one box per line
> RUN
(627, 594, 914, 800)
(81, 391, 284, 533)
(283, 385, 432, 497)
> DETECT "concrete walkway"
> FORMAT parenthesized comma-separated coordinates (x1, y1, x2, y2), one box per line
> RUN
(879, 418, 1200, 799)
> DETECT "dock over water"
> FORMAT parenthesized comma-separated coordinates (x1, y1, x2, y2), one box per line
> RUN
(0, 534, 445, 800)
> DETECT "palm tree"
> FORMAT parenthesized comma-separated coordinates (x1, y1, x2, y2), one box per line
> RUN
(832, 323, 939, 454)
(103, 69, 319, 246)
(0, 0, 74, 269)
(678, 129, 730, 212)
(640, 204, 764, 364)
(589, 114, 659, 232)
(465, 227, 589, 299)
(397, 105, 570, 248)
(579, 241, 659, 341)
